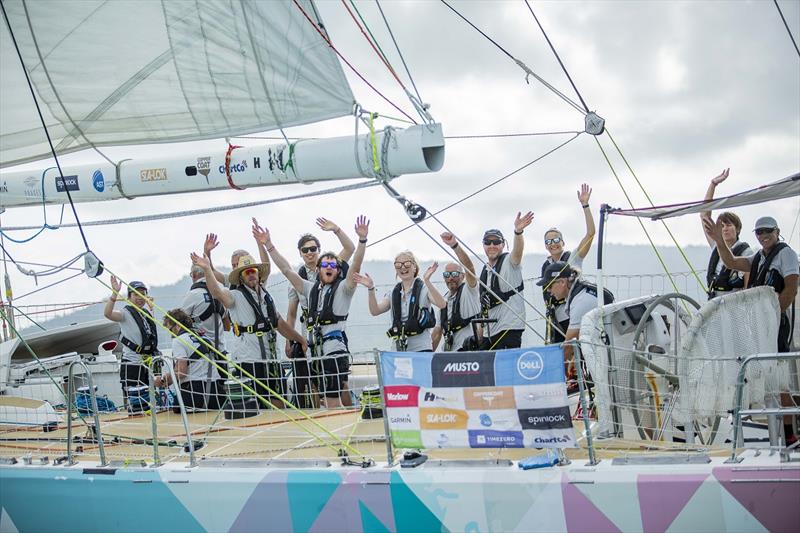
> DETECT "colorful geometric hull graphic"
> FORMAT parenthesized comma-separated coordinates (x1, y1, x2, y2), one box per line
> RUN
(1, 462, 798, 532)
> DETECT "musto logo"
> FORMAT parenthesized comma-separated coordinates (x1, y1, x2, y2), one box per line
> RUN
(420, 407, 468, 430)
(432, 353, 495, 388)
(442, 361, 480, 374)
(517, 351, 544, 380)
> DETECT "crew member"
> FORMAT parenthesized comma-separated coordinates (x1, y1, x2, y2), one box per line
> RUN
(541, 184, 595, 343)
(700, 169, 751, 299)
(200, 232, 271, 289)
(479, 211, 534, 349)
(355, 251, 446, 352)
(191, 245, 307, 410)
(432, 232, 482, 351)
(264, 216, 368, 408)
(181, 264, 226, 353)
(103, 277, 158, 407)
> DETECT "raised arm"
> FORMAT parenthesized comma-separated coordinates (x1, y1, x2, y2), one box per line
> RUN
(702, 218, 751, 272)
(203, 233, 226, 284)
(191, 253, 235, 308)
(442, 232, 477, 288)
(251, 218, 272, 280)
(252, 220, 304, 292)
(575, 184, 596, 259)
(510, 211, 534, 266)
(277, 317, 308, 352)
(284, 296, 300, 357)
(701, 169, 729, 246)
(422, 262, 447, 309)
(345, 215, 369, 290)
(354, 272, 391, 315)
(318, 217, 355, 262)
(103, 275, 125, 322)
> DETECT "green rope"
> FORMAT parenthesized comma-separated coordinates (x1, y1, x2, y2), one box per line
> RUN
(369, 112, 381, 173)
(605, 129, 707, 293)
(348, 0, 391, 66)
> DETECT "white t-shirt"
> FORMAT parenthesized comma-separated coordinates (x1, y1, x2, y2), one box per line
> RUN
(119, 306, 156, 363)
(227, 284, 281, 362)
(386, 281, 434, 352)
(746, 244, 800, 316)
(288, 267, 318, 312)
(544, 249, 585, 323)
(567, 284, 598, 330)
(443, 282, 482, 351)
(302, 279, 355, 356)
(170, 332, 220, 382)
(180, 280, 226, 351)
(483, 254, 525, 334)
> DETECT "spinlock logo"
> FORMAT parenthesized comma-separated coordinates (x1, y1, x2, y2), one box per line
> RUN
(55, 175, 79, 192)
(517, 351, 544, 380)
(533, 435, 571, 444)
(527, 414, 566, 425)
(219, 160, 247, 174)
(92, 169, 105, 192)
(518, 407, 573, 430)
(387, 392, 408, 402)
(442, 361, 480, 374)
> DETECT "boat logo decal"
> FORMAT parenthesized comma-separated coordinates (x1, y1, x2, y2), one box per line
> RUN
(140, 168, 168, 182)
(197, 157, 211, 183)
(517, 351, 544, 380)
(55, 174, 79, 192)
(92, 169, 105, 192)
(219, 160, 247, 174)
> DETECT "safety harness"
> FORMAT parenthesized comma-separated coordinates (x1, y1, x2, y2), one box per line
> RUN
(749, 242, 795, 352)
(232, 285, 279, 360)
(387, 278, 436, 351)
(707, 241, 750, 298)
(541, 251, 571, 343)
(120, 305, 158, 356)
(440, 283, 476, 351)
(565, 279, 615, 321)
(480, 252, 524, 313)
(189, 280, 225, 349)
(306, 277, 350, 356)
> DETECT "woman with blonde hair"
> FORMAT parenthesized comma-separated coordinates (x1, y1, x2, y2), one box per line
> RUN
(355, 250, 446, 351)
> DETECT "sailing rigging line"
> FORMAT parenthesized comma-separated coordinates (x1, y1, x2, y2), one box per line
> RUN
(524, 1, 590, 113)
(290, 0, 417, 124)
(0, 0, 92, 254)
(773, 0, 800, 58)
(0, 180, 380, 232)
(369, 132, 582, 247)
(13, 270, 83, 301)
(438, 0, 585, 115)
(235, 129, 581, 141)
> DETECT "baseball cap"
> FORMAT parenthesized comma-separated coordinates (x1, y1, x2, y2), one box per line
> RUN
(483, 228, 505, 240)
(536, 261, 572, 286)
(753, 216, 778, 231)
(128, 281, 148, 294)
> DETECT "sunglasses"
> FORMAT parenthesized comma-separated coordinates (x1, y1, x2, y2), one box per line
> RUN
(394, 260, 414, 269)
(544, 236, 563, 245)
(242, 267, 259, 277)
(442, 271, 462, 279)
(483, 239, 503, 246)
(300, 246, 319, 254)
(319, 260, 338, 269)
(754, 228, 776, 236)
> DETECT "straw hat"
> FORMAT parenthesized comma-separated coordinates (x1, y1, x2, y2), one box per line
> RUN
(228, 254, 268, 285)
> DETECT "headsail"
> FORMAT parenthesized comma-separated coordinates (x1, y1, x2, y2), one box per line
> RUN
(0, 0, 354, 168)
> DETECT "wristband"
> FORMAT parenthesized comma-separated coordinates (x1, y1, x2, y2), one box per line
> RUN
(359, 238, 368, 244)
(514, 230, 523, 235)
(582, 204, 590, 209)
(266, 245, 275, 252)
(368, 287, 376, 291)
(450, 242, 459, 249)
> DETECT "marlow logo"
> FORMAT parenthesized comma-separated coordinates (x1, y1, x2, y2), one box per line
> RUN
(420, 407, 468, 430)
(442, 361, 480, 374)
(387, 392, 409, 402)
(517, 351, 544, 380)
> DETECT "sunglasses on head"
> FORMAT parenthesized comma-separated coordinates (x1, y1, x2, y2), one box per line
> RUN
(394, 260, 413, 269)
(242, 267, 259, 277)
(545, 236, 563, 245)
(319, 260, 338, 269)
(300, 245, 319, 254)
(483, 239, 503, 246)
(442, 271, 462, 279)
(754, 228, 776, 236)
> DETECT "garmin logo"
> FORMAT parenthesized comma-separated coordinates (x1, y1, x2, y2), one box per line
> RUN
(517, 351, 544, 380)
(390, 415, 412, 424)
(443, 361, 480, 373)
(387, 392, 409, 402)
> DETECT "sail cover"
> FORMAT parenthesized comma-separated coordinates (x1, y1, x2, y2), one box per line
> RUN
(609, 173, 799, 220)
(0, 0, 354, 168)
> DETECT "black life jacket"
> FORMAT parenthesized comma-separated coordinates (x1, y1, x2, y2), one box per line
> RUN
(297, 261, 349, 322)
(120, 305, 158, 355)
(307, 278, 349, 328)
(189, 280, 225, 322)
(186, 333, 213, 361)
(387, 278, 436, 339)
(541, 251, 571, 304)
(541, 252, 572, 344)
(707, 241, 750, 297)
(749, 242, 790, 293)
(480, 253, 524, 310)
(440, 283, 474, 335)
(565, 280, 615, 321)
(233, 285, 279, 336)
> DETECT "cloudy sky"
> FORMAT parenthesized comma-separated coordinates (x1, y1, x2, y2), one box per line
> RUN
(1, 0, 798, 311)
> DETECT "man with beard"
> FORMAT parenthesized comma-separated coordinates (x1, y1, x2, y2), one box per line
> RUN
(261, 215, 369, 408)
(432, 232, 482, 351)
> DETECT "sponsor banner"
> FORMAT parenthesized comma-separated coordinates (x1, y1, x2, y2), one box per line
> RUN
(419, 407, 468, 430)
(383, 385, 419, 408)
(493, 346, 566, 386)
(390, 429, 423, 449)
(513, 383, 569, 410)
(525, 430, 577, 448)
(418, 388, 465, 409)
(421, 430, 469, 449)
(385, 408, 420, 430)
(55, 175, 79, 192)
(463, 386, 516, 410)
(468, 430, 524, 448)
(467, 409, 521, 431)
(140, 168, 168, 182)
(518, 406, 573, 430)
(380, 352, 432, 387)
(431, 352, 496, 388)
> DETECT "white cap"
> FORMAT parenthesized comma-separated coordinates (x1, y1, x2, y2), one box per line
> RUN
(753, 216, 778, 231)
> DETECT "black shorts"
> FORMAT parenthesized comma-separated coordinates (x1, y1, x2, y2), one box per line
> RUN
(119, 361, 149, 391)
(289, 342, 315, 408)
(176, 380, 222, 412)
(237, 361, 287, 401)
(312, 352, 351, 399)
(488, 329, 523, 350)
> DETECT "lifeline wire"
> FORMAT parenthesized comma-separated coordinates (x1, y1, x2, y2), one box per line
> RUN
(773, 0, 800, 58)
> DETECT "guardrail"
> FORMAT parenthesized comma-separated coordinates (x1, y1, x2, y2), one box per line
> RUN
(66, 361, 107, 466)
(147, 356, 196, 468)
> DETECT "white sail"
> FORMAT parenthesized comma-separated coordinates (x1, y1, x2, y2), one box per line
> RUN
(0, 0, 355, 168)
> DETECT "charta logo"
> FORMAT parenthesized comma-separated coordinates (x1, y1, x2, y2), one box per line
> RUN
(197, 157, 211, 183)
(92, 170, 105, 192)
(533, 435, 572, 444)
(442, 361, 480, 374)
(140, 168, 167, 182)
(517, 351, 544, 380)
(479, 413, 492, 427)
(219, 160, 247, 174)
